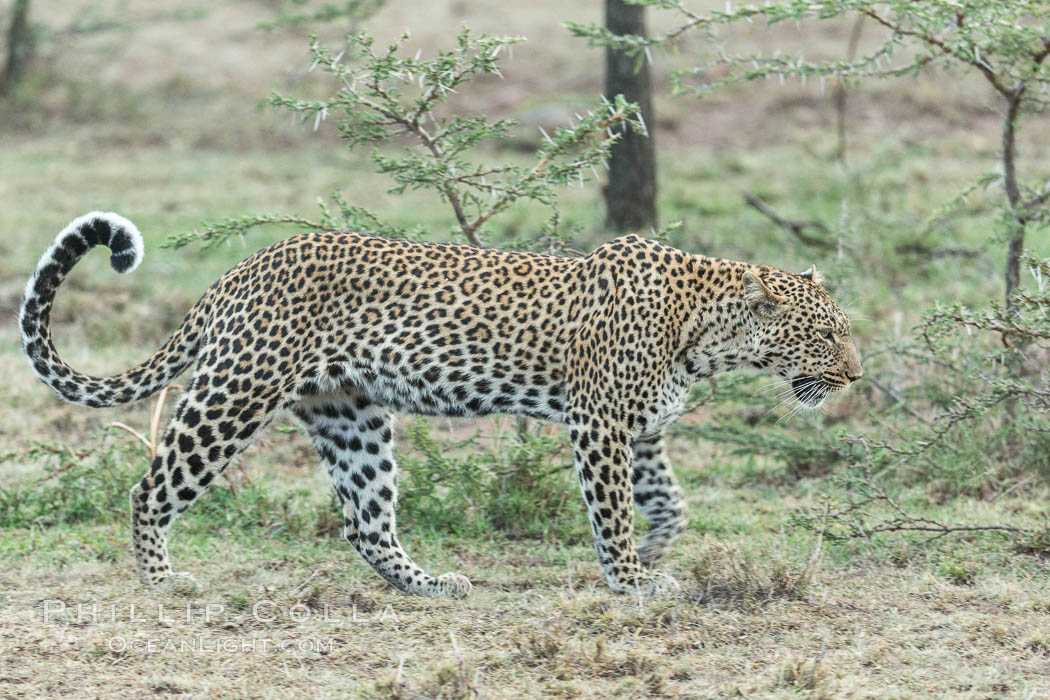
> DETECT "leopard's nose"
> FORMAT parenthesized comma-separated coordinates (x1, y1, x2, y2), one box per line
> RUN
(846, 370, 863, 383)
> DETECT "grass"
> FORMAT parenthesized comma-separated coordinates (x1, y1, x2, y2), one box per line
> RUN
(1, 0, 1050, 697)
(3, 417, 1048, 696)
(4, 523, 1050, 697)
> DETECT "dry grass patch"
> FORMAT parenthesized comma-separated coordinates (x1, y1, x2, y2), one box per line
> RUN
(686, 533, 823, 608)
(2, 497, 1050, 698)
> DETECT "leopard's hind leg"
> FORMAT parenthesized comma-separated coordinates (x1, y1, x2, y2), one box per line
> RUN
(129, 371, 279, 589)
(294, 393, 471, 599)
(632, 435, 687, 567)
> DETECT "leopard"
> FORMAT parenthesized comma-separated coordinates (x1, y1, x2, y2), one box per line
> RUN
(19, 212, 862, 598)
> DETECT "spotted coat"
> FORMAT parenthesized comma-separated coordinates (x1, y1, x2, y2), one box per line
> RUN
(20, 212, 862, 597)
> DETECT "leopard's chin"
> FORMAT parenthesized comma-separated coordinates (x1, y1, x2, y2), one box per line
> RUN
(790, 375, 831, 408)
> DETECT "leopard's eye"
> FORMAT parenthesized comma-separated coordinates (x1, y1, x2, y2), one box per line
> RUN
(822, 330, 834, 341)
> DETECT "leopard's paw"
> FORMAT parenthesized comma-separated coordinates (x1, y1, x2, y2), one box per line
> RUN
(636, 540, 671, 568)
(152, 571, 201, 595)
(432, 572, 472, 599)
(613, 570, 680, 598)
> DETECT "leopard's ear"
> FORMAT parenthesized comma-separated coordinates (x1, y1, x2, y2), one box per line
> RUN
(743, 271, 786, 319)
(799, 265, 825, 287)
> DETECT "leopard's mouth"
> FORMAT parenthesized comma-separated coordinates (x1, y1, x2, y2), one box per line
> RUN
(790, 375, 831, 407)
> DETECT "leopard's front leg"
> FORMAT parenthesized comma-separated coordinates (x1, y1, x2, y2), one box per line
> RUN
(569, 416, 679, 596)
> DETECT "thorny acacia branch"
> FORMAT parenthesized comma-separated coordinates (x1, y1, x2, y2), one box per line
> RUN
(796, 437, 1026, 543)
(169, 29, 644, 250)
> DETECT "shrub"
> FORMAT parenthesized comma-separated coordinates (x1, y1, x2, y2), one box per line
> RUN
(397, 420, 587, 542)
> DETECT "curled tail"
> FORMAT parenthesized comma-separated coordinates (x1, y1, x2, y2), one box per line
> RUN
(19, 212, 209, 408)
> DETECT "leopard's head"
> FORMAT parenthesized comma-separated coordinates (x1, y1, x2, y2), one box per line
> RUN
(743, 266, 862, 408)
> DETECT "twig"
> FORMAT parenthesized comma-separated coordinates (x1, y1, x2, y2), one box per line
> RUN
(801, 500, 829, 586)
(32, 458, 85, 485)
(990, 476, 1035, 504)
(928, 312, 1050, 347)
(148, 384, 182, 459)
(26, 445, 95, 485)
(860, 8, 1012, 97)
(742, 191, 833, 249)
(463, 114, 625, 237)
(865, 376, 927, 423)
(893, 241, 978, 260)
(809, 437, 1027, 543)
(289, 568, 326, 597)
(109, 422, 153, 452)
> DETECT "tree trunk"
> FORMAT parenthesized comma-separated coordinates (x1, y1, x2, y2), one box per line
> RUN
(1000, 88, 1027, 400)
(604, 0, 656, 233)
(834, 14, 865, 166)
(1, 0, 31, 96)
(1001, 88, 1024, 310)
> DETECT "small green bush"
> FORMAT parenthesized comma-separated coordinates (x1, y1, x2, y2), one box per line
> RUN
(936, 554, 981, 586)
(0, 438, 134, 528)
(397, 419, 587, 542)
(0, 431, 331, 541)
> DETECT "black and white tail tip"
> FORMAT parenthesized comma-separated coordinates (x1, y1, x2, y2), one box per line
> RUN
(31, 211, 143, 281)
(20, 212, 144, 310)
(68, 211, 144, 274)
(19, 210, 144, 348)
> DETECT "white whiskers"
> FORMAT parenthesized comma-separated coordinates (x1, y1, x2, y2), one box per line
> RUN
(760, 376, 830, 424)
